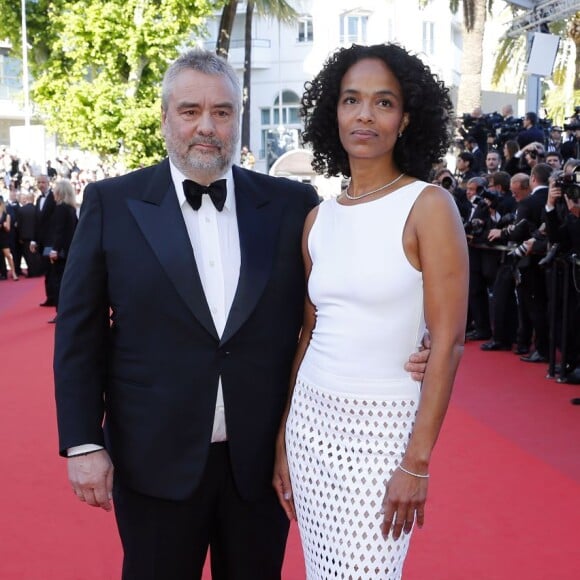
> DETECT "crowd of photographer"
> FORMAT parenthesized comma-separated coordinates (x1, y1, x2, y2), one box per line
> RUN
(433, 142, 580, 384)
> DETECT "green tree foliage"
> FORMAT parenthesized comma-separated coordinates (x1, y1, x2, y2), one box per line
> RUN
(0, 0, 221, 168)
(492, 11, 580, 125)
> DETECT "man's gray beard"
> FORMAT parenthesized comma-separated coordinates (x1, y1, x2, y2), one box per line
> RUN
(165, 129, 238, 181)
(168, 147, 233, 180)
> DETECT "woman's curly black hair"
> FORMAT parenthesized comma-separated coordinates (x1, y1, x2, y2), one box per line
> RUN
(301, 43, 454, 181)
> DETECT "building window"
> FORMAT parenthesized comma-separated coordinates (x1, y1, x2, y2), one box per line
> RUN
(260, 90, 302, 170)
(422, 21, 435, 56)
(0, 52, 21, 100)
(298, 16, 313, 43)
(340, 12, 368, 45)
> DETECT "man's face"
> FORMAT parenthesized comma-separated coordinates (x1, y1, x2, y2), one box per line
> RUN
(511, 181, 529, 202)
(486, 152, 500, 172)
(546, 155, 561, 170)
(161, 68, 240, 182)
(550, 130, 562, 144)
(456, 157, 467, 172)
(36, 175, 49, 193)
(466, 182, 479, 201)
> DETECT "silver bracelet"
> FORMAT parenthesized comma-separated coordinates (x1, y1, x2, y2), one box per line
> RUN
(398, 465, 430, 479)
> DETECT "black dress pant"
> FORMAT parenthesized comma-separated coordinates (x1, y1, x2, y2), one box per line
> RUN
(491, 260, 518, 345)
(519, 261, 549, 356)
(41, 253, 58, 303)
(468, 247, 499, 337)
(113, 442, 289, 580)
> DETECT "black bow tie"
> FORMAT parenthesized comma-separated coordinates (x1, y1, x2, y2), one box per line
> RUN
(183, 179, 227, 212)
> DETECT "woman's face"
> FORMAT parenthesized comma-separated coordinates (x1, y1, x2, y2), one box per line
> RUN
(337, 58, 408, 165)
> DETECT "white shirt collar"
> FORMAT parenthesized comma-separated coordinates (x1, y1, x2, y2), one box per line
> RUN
(168, 160, 235, 211)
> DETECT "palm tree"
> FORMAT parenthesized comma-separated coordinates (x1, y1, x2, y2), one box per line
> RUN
(450, 0, 489, 115)
(216, 0, 298, 151)
(492, 11, 580, 124)
(216, 0, 239, 58)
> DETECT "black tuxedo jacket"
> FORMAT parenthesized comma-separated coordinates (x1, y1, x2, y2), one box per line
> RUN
(51, 203, 78, 257)
(35, 190, 56, 247)
(17, 203, 36, 241)
(516, 186, 548, 230)
(54, 160, 318, 501)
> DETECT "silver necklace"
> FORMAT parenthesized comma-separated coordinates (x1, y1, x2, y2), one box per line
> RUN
(345, 173, 405, 200)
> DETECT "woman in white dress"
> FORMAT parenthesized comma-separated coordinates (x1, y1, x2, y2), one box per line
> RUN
(273, 43, 469, 579)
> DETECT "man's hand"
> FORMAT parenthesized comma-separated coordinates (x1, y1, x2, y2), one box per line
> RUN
(487, 228, 502, 242)
(547, 183, 562, 211)
(68, 450, 114, 512)
(405, 332, 431, 382)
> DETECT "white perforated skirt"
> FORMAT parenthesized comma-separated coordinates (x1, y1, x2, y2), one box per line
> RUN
(286, 361, 420, 579)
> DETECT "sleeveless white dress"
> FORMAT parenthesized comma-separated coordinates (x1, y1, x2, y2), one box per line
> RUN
(286, 181, 428, 579)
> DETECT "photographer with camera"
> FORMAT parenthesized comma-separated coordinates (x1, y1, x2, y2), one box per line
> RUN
(465, 176, 503, 341)
(486, 165, 552, 361)
(519, 142, 546, 175)
(487, 174, 534, 353)
(543, 161, 580, 383)
(433, 168, 472, 223)
(488, 170, 518, 219)
(474, 174, 518, 351)
(517, 112, 546, 149)
(561, 119, 580, 162)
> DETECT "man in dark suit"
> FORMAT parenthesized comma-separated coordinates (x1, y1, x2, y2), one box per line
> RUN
(32, 174, 57, 304)
(517, 111, 546, 149)
(54, 49, 429, 580)
(17, 192, 42, 276)
(510, 163, 552, 362)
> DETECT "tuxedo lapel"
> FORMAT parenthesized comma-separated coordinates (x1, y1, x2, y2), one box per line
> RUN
(127, 161, 219, 340)
(221, 167, 283, 345)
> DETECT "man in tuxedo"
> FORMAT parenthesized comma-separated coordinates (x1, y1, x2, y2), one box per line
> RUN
(517, 112, 546, 149)
(510, 163, 552, 362)
(54, 49, 429, 579)
(32, 174, 57, 304)
(17, 192, 42, 276)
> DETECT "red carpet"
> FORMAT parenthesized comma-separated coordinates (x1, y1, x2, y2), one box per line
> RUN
(1, 277, 579, 579)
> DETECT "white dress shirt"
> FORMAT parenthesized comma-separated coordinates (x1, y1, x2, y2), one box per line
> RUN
(170, 162, 241, 442)
(68, 162, 240, 456)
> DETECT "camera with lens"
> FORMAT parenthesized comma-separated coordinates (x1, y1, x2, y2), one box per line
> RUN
(555, 167, 580, 202)
(465, 218, 485, 237)
(526, 149, 538, 160)
(480, 189, 499, 210)
(441, 176, 454, 190)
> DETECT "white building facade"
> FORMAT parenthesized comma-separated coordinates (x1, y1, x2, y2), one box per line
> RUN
(201, 0, 463, 174)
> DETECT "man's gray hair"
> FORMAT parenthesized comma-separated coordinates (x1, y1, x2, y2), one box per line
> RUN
(161, 49, 241, 112)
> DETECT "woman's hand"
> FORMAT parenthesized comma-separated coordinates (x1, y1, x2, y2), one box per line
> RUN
(380, 466, 428, 540)
(272, 431, 296, 521)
